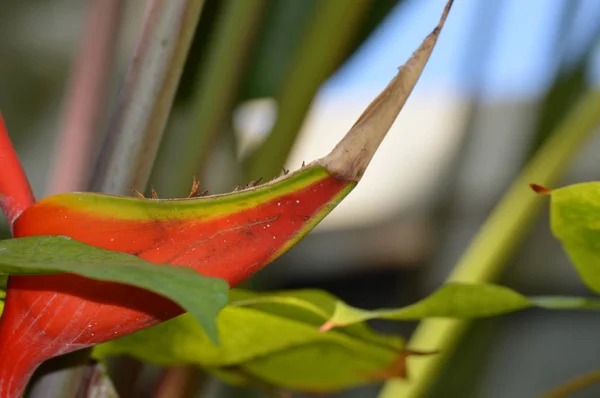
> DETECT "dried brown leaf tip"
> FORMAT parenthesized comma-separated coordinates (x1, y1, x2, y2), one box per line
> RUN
(529, 183, 552, 195)
(131, 188, 160, 199)
(247, 177, 263, 188)
(232, 177, 265, 192)
(186, 176, 211, 198)
(319, 0, 453, 181)
(188, 175, 201, 198)
(132, 189, 145, 199)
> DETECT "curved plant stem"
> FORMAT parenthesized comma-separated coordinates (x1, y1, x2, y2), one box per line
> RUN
(379, 90, 600, 398)
(541, 369, 600, 398)
(0, 114, 34, 231)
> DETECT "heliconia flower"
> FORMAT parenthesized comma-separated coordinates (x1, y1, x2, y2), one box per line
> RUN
(0, 2, 452, 396)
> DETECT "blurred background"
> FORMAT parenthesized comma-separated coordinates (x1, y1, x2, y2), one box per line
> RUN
(2, 0, 600, 397)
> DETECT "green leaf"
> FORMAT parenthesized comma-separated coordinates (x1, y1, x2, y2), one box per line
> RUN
(322, 282, 600, 330)
(240, 342, 393, 392)
(549, 182, 600, 293)
(93, 288, 405, 393)
(323, 283, 532, 329)
(0, 235, 228, 343)
(93, 284, 600, 392)
(229, 288, 402, 348)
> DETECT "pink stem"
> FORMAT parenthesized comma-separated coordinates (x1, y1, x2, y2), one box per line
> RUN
(48, 0, 124, 194)
(0, 115, 35, 231)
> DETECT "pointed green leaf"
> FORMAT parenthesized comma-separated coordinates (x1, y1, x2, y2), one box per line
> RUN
(0, 235, 228, 343)
(322, 282, 600, 330)
(240, 341, 392, 392)
(323, 283, 532, 329)
(93, 288, 405, 392)
(549, 182, 600, 293)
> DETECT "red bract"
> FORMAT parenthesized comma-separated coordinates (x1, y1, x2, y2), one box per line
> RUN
(0, 3, 451, 394)
(0, 116, 34, 230)
(0, 153, 354, 397)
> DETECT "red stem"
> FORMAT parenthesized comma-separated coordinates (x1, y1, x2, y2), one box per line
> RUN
(0, 115, 35, 231)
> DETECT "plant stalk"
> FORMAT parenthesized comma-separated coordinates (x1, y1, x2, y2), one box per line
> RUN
(243, 0, 370, 181)
(90, 0, 205, 194)
(47, 0, 124, 195)
(151, 0, 267, 197)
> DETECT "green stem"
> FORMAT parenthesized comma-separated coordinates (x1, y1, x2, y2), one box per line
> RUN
(151, 0, 267, 198)
(30, 2, 206, 397)
(243, 0, 370, 181)
(379, 90, 600, 398)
